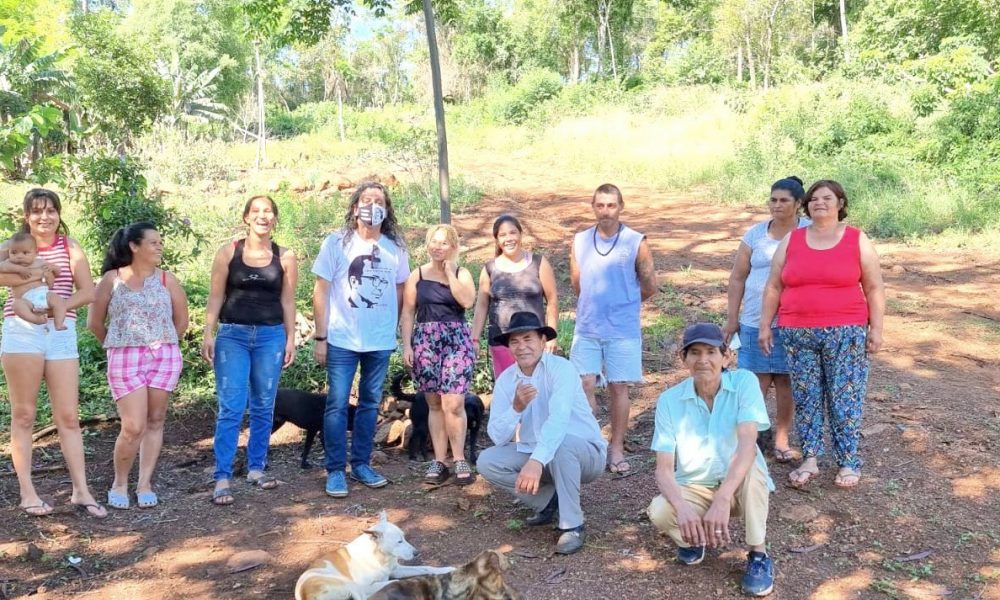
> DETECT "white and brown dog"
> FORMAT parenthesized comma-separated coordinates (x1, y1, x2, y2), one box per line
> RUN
(295, 511, 454, 600)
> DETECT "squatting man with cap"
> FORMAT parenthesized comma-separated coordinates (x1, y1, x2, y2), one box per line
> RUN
(477, 312, 607, 555)
(646, 322, 776, 597)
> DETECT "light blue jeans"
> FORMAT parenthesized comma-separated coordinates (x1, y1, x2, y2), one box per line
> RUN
(323, 344, 393, 473)
(212, 323, 286, 481)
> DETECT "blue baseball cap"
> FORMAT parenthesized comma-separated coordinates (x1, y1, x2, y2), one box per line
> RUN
(681, 322, 725, 352)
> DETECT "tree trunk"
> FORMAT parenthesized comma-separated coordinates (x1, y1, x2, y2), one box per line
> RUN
(421, 0, 451, 224)
(839, 0, 849, 62)
(254, 40, 266, 170)
(737, 44, 743, 83)
(569, 45, 581, 83)
(80, 0, 88, 12)
(745, 32, 756, 89)
(337, 82, 345, 143)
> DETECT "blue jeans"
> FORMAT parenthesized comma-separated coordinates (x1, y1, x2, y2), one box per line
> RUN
(212, 323, 286, 481)
(324, 344, 393, 473)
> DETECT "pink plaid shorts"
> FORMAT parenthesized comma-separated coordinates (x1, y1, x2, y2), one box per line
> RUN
(106, 343, 183, 400)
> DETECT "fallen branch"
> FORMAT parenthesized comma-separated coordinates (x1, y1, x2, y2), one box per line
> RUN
(32, 414, 119, 442)
(1, 464, 64, 477)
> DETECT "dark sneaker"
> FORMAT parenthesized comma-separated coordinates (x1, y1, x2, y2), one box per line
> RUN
(325, 470, 348, 498)
(676, 545, 706, 566)
(555, 525, 585, 555)
(741, 551, 775, 596)
(526, 493, 558, 527)
(350, 464, 388, 488)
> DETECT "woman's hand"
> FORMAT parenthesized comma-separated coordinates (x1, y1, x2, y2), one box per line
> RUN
(313, 341, 327, 366)
(866, 328, 883, 354)
(283, 340, 296, 368)
(758, 325, 773, 356)
(402, 346, 414, 369)
(545, 339, 558, 354)
(201, 333, 215, 363)
(721, 319, 738, 345)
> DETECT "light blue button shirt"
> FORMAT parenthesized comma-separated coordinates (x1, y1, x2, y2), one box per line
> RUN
(651, 369, 774, 491)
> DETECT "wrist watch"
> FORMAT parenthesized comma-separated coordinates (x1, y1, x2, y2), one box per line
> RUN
(314, 336, 327, 342)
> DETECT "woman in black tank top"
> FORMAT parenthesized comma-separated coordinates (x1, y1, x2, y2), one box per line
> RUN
(400, 225, 478, 485)
(201, 196, 299, 505)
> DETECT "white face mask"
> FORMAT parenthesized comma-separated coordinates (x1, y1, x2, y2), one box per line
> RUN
(358, 203, 386, 227)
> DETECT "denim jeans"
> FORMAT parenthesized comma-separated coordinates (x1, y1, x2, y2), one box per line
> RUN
(212, 323, 286, 481)
(324, 344, 393, 473)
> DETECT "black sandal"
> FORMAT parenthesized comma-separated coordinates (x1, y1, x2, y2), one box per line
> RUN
(454, 460, 476, 486)
(424, 461, 449, 484)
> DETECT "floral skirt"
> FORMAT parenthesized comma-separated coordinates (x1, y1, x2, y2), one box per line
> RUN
(412, 321, 476, 394)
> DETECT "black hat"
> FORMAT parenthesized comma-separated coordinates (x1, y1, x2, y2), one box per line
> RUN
(491, 312, 557, 347)
(681, 322, 725, 352)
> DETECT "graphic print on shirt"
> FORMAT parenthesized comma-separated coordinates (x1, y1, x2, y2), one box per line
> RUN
(347, 247, 390, 309)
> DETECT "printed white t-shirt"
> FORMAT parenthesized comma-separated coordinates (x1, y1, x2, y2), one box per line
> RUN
(312, 230, 410, 352)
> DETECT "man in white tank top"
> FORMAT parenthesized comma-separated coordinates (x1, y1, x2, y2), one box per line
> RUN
(569, 183, 658, 477)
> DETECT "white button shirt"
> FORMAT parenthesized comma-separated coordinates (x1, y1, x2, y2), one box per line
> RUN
(488, 352, 607, 466)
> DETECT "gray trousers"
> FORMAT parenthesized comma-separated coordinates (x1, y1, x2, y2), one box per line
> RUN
(477, 435, 606, 530)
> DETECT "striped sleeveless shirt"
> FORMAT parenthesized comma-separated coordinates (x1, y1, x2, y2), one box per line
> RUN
(3, 235, 76, 319)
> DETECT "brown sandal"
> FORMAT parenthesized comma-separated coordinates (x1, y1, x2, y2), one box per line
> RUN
(424, 461, 450, 485)
(454, 460, 476, 486)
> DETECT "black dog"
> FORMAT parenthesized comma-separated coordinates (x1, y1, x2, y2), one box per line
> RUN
(272, 389, 355, 469)
(390, 372, 485, 464)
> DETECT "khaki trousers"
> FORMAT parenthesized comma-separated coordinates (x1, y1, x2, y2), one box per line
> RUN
(646, 466, 770, 547)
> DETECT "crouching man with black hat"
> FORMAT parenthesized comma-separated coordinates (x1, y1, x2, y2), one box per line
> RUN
(477, 312, 607, 555)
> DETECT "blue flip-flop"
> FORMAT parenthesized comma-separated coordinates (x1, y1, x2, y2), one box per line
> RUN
(136, 491, 158, 508)
(107, 489, 130, 510)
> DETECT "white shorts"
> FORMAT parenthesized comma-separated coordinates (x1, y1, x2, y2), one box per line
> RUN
(0, 316, 79, 360)
(21, 286, 50, 310)
(569, 335, 644, 384)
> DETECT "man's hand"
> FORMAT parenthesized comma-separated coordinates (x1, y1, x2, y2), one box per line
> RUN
(515, 459, 543, 495)
(676, 502, 707, 548)
(702, 496, 732, 548)
(313, 341, 327, 366)
(513, 380, 537, 413)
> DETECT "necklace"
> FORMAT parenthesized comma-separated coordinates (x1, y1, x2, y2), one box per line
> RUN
(593, 224, 623, 257)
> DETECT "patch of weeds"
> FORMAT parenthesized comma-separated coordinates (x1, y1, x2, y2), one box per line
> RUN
(956, 531, 976, 548)
(881, 559, 934, 579)
(870, 578, 900, 598)
(884, 479, 900, 496)
(506, 518, 525, 532)
(889, 505, 908, 518)
(473, 509, 488, 519)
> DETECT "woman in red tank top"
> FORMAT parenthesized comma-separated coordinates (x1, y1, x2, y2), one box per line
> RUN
(758, 180, 885, 490)
(0, 189, 107, 518)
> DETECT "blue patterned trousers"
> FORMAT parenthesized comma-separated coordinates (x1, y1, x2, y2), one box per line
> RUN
(781, 325, 869, 470)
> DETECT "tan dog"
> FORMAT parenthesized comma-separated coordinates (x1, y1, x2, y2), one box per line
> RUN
(295, 511, 453, 600)
(368, 550, 522, 600)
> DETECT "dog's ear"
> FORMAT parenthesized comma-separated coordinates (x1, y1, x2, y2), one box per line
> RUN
(476, 550, 504, 573)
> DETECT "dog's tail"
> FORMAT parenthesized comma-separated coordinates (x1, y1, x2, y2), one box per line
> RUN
(390, 371, 417, 403)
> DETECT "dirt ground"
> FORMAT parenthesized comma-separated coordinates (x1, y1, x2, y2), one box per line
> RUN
(2, 166, 1000, 600)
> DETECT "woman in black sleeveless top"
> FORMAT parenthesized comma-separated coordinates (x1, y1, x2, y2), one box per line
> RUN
(400, 224, 477, 485)
(201, 196, 298, 505)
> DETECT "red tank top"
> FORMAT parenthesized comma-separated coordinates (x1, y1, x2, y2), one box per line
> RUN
(777, 226, 868, 328)
(3, 235, 76, 320)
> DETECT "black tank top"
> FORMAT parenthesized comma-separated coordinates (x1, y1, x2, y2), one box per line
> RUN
(415, 267, 465, 324)
(219, 239, 285, 326)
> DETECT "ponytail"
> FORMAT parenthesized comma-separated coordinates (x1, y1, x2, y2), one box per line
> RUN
(101, 222, 157, 274)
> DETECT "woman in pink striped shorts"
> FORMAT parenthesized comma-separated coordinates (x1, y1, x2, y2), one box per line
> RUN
(87, 222, 189, 510)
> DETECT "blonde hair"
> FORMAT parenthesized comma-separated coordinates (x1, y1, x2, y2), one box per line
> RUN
(425, 224, 461, 261)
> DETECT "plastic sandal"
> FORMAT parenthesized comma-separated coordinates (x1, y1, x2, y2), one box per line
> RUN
(453, 460, 476, 486)
(137, 491, 158, 508)
(107, 489, 130, 510)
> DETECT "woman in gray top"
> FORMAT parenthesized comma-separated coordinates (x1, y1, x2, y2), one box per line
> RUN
(470, 215, 558, 378)
(722, 177, 809, 462)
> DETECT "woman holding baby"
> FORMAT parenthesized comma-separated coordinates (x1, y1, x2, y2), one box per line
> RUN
(0, 188, 107, 518)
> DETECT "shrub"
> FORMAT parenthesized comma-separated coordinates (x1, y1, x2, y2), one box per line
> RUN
(66, 152, 206, 269)
(490, 68, 563, 125)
